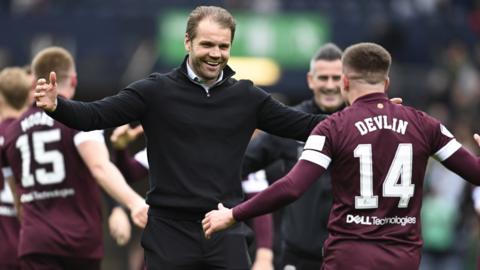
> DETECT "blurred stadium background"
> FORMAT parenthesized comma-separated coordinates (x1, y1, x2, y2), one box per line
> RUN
(2, 0, 480, 269)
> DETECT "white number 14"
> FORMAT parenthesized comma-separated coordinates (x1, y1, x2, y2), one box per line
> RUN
(353, 143, 414, 209)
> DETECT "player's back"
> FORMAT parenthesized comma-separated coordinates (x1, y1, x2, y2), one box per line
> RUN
(313, 93, 458, 268)
(3, 105, 103, 259)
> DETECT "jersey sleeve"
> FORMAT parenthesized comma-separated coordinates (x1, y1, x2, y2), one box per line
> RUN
(423, 113, 461, 161)
(73, 130, 106, 146)
(233, 160, 326, 221)
(299, 118, 333, 169)
(422, 112, 480, 185)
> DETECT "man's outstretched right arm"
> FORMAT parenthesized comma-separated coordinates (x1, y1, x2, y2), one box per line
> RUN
(35, 71, 146, 131)
(202, 159, 325, 238)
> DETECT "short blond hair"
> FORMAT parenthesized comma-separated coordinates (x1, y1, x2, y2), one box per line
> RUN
(31, 46, 75, 84)
(342, 42, 391, 84)
(0, 67, 32, 110)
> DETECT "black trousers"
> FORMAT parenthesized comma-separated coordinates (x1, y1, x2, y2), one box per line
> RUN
(142, 215, 251, 270)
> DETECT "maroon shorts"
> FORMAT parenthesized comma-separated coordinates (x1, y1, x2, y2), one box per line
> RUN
(20, 254, 100, 270)
(322, 239, 421, 270)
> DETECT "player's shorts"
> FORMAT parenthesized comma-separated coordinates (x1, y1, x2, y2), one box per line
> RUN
(322, 238, 420, 270)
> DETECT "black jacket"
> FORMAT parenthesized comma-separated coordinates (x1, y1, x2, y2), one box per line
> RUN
(48, 56, 325, 218)
(242, 99, 343, 258)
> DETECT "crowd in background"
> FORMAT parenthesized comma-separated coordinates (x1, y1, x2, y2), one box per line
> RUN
(0, 1, 479, 269)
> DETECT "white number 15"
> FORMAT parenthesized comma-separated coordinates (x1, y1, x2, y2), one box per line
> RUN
(15, 129, 66, 188)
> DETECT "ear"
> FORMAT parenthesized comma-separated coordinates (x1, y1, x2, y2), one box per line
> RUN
(306, 71, 314, 91)
(70, 73, 78, 88)
(384, 77, 390, 92)
(184, 33, 191, 52)
(342, 74, 349, 92)
(31, 77, 37, 91)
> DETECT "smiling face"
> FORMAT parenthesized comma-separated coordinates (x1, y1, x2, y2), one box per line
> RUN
(307, 59, 344, 113)
(185, 18, 231, 85)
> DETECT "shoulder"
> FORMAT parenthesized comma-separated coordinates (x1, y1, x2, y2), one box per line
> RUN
(0, 118, 16, 136)
(5, 107, 36, 136)
(2, 119, 19, 144)
(310, 108, 351, 138)
(410, 107, 435, 122)
(125, 72, 166, 93)
(408, 108, 447, 139)
(396, 104, 440, 129)
(323, 108, 347, 125)
(228, 79, 270, 101)
(228, 78, 256, 91)
(0, 119, 14, 146)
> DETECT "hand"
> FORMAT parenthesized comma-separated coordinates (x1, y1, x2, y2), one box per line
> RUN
(108, 206, 132, 246)
(110, 124, 144, 150)
(129, 199, 149, 229)
(34, 71, 58, 112)
(202, 203, 235, 239)
(474, 133, 480, 147)
(390, 97, 403, 105)
(252, 248, 274, 270)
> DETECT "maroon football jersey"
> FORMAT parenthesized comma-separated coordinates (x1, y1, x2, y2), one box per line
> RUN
(0, 118, 20, 267)
(300, 93, 460, 266)
(3, 106, 103, 259)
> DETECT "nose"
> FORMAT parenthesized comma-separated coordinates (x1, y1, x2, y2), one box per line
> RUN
(326, 77, 336, 88)
(209, 46, 221, 58)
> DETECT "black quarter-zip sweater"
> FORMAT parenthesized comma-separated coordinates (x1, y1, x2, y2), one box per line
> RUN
(48, 56, 326, 219)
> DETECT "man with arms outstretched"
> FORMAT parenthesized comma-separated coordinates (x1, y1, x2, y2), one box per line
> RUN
(32, 6, 327, 269)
